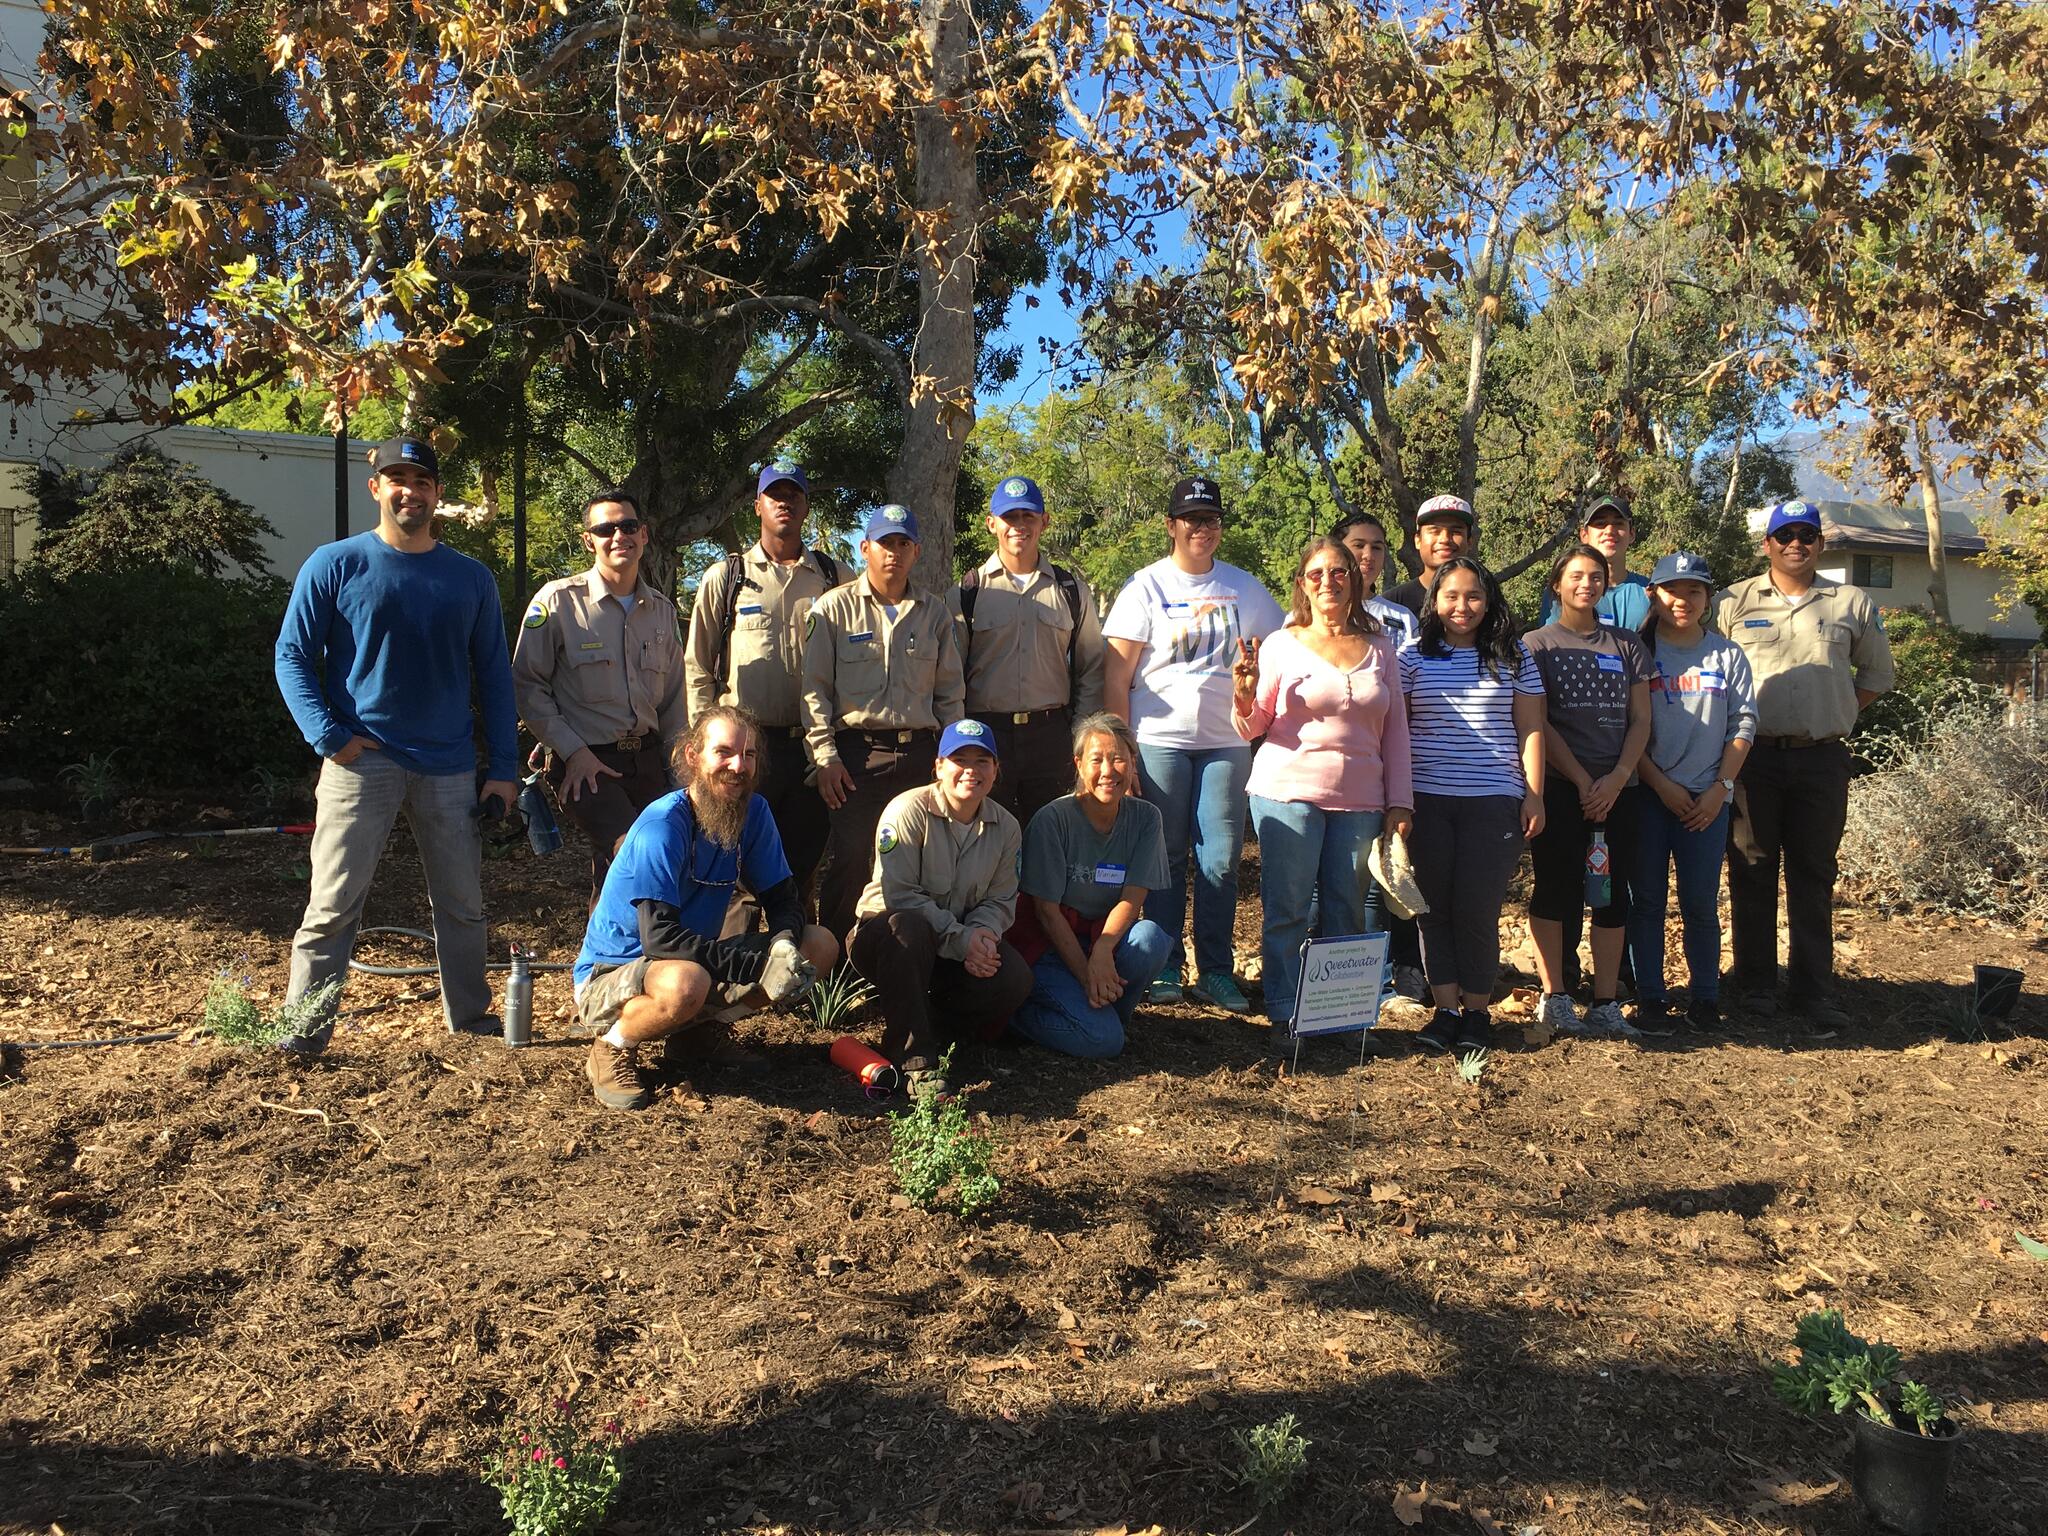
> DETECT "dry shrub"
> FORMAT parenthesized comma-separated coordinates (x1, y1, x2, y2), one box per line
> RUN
(1841, 691, 2048, 923)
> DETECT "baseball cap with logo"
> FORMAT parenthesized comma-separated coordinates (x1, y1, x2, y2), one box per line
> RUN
(1415, 493, 1475, 528)
(1765, 499, 1824, 538)
(862, 503, 920, 542)
(370, 435, 440, 479)
(938, 718, 999, 760)
(1582, 491, 1633, 524)
(1649, 550, 1716, 588)
(989, 475, 1045, 517)
(757, 460, 809, 496)
(1167, 475, 1225, 519)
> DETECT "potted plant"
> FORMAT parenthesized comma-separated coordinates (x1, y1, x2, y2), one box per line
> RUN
(1772, 1309, 1961, 1535)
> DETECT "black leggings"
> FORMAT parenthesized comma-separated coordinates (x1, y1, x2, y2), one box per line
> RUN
(1409, 793, 1525, 999)
(1528, 777, 1639, 927)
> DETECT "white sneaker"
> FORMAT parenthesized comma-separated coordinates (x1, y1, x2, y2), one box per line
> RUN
(1581, 1000, 1642, 1039)
(1540, 992, 1584, 1034)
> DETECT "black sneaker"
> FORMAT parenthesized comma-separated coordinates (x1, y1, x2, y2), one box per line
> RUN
(1455, 1008, 1492, 1054)
(1685, 996, 1721, 1031)
(1417, 1009, 1460, 1054)
(1633, 999, 1678, 1037)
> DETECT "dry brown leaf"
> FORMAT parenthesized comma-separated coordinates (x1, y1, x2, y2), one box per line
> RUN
(1469, 1509, 1506, 1536)
(1462, 1428, 1498, 1456)
(1297, 1184, 1345, 1205)
(43, 1189, 90, 1213)
(967, 1356, 1034, 1375)
(1392, 1485, 1428, 1527)
(1621, 1495, 1650, 1512)
(1053, 1301, 1078, 1331)
(1322, 1337, 1356, 1364)
(1369, 1181, 1405, 1202)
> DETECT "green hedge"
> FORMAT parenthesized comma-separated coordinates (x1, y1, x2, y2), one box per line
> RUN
(0, 565, 307, 791)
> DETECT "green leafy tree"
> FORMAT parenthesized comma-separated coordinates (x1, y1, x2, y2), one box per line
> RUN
(33, 443, 279, 579)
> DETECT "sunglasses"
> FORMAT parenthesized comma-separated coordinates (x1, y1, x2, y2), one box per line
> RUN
(1770, 526, 1821, 546)
(587, 519, 644, 540)
(1301, 567, 1350, 584)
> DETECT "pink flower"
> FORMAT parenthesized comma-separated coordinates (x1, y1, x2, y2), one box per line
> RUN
(553, 1457, 567, 1470)
(532, 1448, 546, 1463)
(602, 1421, 619, 1437)
(518, 1433, 530, 1445)
(553, 1398, 571, 1414)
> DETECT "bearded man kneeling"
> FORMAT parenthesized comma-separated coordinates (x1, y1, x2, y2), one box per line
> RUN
(572, 705, 838, 1109)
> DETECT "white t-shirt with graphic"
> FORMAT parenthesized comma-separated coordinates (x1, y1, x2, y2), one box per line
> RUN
(1103, 559, 1285, 749)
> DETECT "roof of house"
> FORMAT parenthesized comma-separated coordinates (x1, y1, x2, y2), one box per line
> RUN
(1744, 498, 1990, 557)
(1759, 429, 2016, 557)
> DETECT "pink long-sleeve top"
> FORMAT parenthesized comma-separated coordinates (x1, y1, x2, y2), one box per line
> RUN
(1233, 626, 1413, 812)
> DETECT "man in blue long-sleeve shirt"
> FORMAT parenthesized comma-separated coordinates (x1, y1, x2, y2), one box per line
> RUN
(274, 434, 519, 1054)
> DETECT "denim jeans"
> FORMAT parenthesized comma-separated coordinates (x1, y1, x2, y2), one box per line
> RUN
(1011, 920, 1173, 1059)
(288, 752, 489, 1033)
(1627, 795, 1731, 1004)
(1137, 742, 1252, 978)
(1250, 796, 1384, 1025)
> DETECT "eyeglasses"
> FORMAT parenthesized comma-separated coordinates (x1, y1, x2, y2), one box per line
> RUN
(1173, 515, 1222, 531)
(1301, 568, 1350, 585)
(587, 519, 644, 540)
(1771, 526, 1821, 546)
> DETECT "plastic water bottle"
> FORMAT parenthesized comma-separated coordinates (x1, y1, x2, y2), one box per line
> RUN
(1584, 828, 1611, 909)
(503, 944, 533, 1047)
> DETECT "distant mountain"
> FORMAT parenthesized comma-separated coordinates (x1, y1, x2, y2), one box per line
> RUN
(1773, 429, 2004, 519)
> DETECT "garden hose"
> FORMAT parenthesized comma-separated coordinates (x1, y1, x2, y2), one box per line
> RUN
(350, 926, 572, 976)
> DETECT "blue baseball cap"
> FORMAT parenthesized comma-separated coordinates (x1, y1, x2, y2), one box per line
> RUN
(938, 718, 999, 759)
(757, 460, 808, 496)
(1649, 550, 1716, 588)
(1765, 499, 1823, 537)
(989, 475, 1045, 517)
(862, 503, 920, 542)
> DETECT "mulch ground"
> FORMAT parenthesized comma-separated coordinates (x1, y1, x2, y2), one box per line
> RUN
(1, 805, 2045, 1536)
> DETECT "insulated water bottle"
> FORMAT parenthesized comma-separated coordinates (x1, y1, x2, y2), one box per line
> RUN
(829, 1035, 899, 1094)
(502, 944, 533, 1047)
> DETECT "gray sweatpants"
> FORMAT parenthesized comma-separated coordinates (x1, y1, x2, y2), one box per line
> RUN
(1410, 792, 1525, 1000)
(287, 753, 490, 1032)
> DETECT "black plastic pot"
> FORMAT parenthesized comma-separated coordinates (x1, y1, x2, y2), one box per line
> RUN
(1849, 1410, 1959, 1534)
(1972, 965, 2023, 1022)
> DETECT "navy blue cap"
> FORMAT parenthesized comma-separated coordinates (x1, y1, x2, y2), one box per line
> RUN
(938, 719, 998, 759)
(1650, 550, 1716, 588)
(757, 460, 808, 496)
(1765, 499, 1824, 537)
(1167, 475, 1224, 518)
(1582, 492, 1633, 523)
(370, 435, 439, 478)
(862, 503, 920, 542)
(990, 475, 1045, 517)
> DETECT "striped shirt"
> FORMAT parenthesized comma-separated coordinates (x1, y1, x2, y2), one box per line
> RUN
(1398, 640, 1545, 798)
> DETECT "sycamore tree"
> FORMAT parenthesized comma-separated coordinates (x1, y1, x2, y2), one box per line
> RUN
(1035, 1, 2048, 581)
(2, 0, 1056, 589)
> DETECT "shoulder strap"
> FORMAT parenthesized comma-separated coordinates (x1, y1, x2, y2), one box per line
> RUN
(810, 548, 841, 587)
(958, 566, 982, 671)
(1050, 562, 1083, 675)
(711, 551, 745, 697)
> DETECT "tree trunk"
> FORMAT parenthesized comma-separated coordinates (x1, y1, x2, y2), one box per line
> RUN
(1913, 417, 1951, 625)
(890, 0, 982, 593)
(1455, 207, 1506, 510)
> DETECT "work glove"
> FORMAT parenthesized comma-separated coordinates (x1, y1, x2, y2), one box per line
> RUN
(760, 932, 818, 1003)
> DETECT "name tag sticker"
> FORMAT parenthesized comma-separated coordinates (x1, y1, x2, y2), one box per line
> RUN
(578, 641, 605, 651)
(737, 604, 764, 616)
(1596, 654, 1624, 673)
(1743, 618, 1773, 629)
(1094, 862, 1128, 886)
(847, 630, 874, 643)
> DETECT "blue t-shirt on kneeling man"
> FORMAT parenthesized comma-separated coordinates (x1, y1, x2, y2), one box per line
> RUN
(575, 790, 791, 986)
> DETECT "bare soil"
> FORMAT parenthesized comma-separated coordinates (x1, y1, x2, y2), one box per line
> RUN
(2, 812, 2045, 1536)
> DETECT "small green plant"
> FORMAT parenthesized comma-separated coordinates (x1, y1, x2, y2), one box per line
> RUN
(202, 971, 339, 1047)
(1455, 1047, 1490, 1084)
(1772, 1309, 1949, 1436)
(60, 752, 120, 816)
(810, 965, 875, 1033)
(887, 1046, 999, 1215)
(482, 1398, 623, 1536)
(248, 764, 297, 815)
(1236, 1412, 1310, 1507)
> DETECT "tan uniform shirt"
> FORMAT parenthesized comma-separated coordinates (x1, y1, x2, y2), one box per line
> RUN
(684, 544, 847, 728)
(951, 554, 1107, 717)
(1714, 573, 1895, 740)
(513, 570, 687, 759)
(854, 785, 1021, 959)
(801, 575, 966, 770)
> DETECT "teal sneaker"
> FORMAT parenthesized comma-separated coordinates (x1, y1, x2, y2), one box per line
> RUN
(1146, 969, 1184, 1004)
(1188, 971, 1251, 1014)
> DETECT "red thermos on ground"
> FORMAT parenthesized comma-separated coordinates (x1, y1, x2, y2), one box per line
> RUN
(829, 1035, 900, 1094)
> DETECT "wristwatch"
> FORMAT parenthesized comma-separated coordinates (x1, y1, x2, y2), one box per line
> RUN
(1719, 777, 1736, 793)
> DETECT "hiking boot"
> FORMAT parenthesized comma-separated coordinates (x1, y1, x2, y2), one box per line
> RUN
(904, 1064, 954, 1102)
(1187, 971, 1251, 1014)
(1417, 1009, 1461, 1054)
(1146, 969, 1184, 1005)
(1389, 964, 1430, 1003)
(1581, 1000, 1641, 1040)
(1539, 992, 1583, 1036)
(1788, 994, 1852, 1031)
(586, 1038, 651, 1110)
(1685, 996, 1721, 1031)
(1456, 1008, 1493, 1054)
